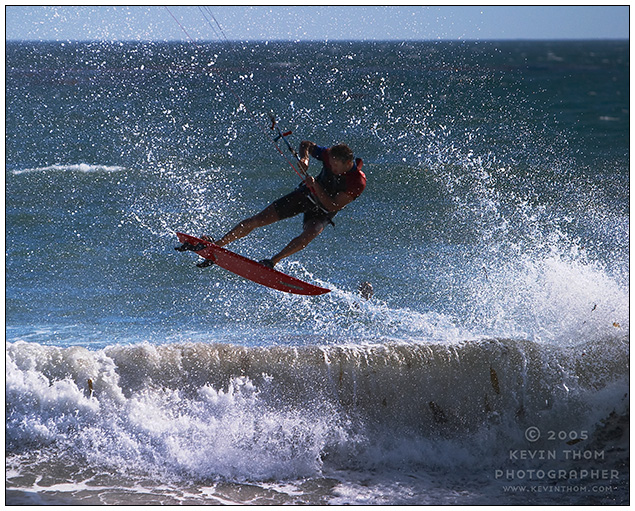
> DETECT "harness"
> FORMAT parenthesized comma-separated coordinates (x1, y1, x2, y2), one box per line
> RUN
(304, 157, 364, 226)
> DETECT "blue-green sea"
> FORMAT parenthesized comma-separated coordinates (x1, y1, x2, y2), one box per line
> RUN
(6, 39, 629, 505)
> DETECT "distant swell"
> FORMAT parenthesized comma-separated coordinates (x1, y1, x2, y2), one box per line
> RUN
(11, 163, 125, 175)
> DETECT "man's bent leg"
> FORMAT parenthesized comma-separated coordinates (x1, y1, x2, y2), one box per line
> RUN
(215, 204, 280, 247)
(270, 219, 325, 265)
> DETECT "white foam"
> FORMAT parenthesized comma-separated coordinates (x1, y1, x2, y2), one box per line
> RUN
(12, 163, 125, 175)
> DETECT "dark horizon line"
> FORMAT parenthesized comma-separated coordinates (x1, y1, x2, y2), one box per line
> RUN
(6, 37, 629, 44)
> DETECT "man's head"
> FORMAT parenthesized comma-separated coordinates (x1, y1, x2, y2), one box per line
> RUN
(330, 144, 354, 174)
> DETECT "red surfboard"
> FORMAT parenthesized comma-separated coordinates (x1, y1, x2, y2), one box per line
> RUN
(176, 232, 330, 296)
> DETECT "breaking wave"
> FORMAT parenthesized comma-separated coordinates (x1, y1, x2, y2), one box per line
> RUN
(6, 335, 628, 483)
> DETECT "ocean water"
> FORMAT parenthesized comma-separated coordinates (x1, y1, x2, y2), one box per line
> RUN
(6, 39, 629, 505)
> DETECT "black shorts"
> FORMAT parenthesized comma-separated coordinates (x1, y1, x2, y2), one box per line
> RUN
(271, 188, 336, 228)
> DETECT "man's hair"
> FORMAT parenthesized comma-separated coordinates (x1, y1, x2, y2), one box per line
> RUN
(330, 144, 354, 163)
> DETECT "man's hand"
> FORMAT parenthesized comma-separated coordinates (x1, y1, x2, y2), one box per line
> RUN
(298, 157, 309, 173)
(304, 175, 316, 188)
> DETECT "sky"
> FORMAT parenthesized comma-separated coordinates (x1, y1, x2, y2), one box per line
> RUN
(5, 5, 630, 42)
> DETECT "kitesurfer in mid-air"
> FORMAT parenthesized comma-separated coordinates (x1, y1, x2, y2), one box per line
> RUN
(199, 141, 366, 268)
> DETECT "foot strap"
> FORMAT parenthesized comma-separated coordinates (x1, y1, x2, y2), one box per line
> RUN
(175, 242, 207, 252)
(259, 258, 275, 269)
(196, 258, 216, 268)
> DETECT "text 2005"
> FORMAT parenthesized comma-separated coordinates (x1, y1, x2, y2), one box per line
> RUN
(547, 430, 588, 441)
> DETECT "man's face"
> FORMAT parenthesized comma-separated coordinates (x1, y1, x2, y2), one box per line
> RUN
(331, 157, 352, 175)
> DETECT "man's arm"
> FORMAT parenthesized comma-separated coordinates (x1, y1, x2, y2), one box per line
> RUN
(298, 141, 316, 172)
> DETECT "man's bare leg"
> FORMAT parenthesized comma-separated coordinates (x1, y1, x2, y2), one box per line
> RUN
(215, 204, 279, 247)
(269, 220, 325, 266)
